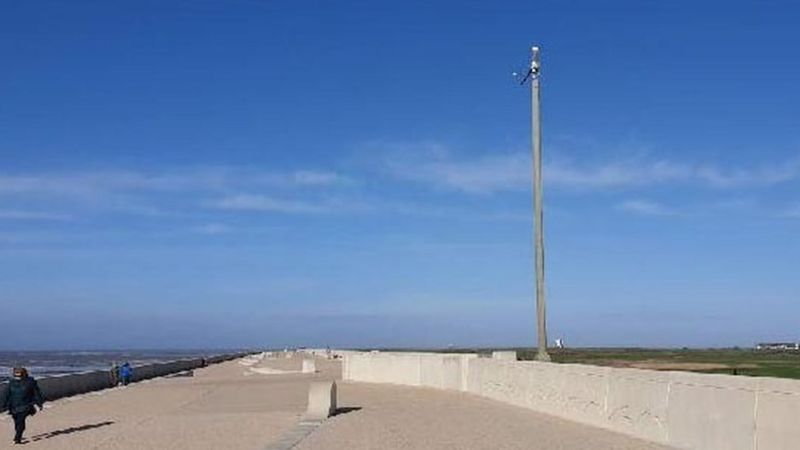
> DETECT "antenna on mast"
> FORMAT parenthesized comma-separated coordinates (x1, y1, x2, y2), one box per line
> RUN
(512, 46, 541, 85)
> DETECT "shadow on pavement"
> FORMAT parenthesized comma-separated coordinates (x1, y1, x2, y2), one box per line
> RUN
(333, 406, 362, 416)
(30, 421, 115, 441)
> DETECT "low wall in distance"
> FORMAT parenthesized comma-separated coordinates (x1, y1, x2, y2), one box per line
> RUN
(491, 350, 517, 361)
(343, 351, 800, 450)
(36, 370, 113, 403)
(0, 351, 252, 412)
(131, 358, 202, 382)
(343, 352, 477, 392)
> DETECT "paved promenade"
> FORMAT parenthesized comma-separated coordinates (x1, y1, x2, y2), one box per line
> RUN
(299, 381, 673, 450)
(0, 356, 333, 449)
(1, 355, 673, 449)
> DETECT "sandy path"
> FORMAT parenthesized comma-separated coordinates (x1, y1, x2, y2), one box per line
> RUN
(0, 356, 338, 450)
(296, 382, 676, 450)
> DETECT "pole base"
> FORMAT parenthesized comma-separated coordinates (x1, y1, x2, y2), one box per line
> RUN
(534, 351, 551, 362)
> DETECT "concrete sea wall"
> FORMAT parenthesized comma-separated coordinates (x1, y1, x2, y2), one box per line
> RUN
(343, 351, 799, 450)
(342, 352, 476, 391)
(1, 352, 250, 412)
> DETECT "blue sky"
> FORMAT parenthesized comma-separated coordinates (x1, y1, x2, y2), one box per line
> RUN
(1, 0, 798, 349)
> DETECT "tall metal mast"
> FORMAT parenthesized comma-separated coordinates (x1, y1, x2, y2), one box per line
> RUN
(520, 45, 550, 362)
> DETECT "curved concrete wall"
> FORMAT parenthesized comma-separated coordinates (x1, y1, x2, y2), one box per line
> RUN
(1, 352, 251, 413)
(131, 358, 203, 382)
(35, 370, 115, 402)
(343, 352, 476, 391)
(344, 351, 799, 450)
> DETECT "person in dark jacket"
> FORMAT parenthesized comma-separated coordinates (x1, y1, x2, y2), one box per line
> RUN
(119, 362, 133, 386)
(2, 367, 45, 445)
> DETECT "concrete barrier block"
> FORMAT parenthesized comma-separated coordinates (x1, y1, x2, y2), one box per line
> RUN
(307, 381, 337, 420)
(667, 372, 757, 450)
(466, 357, 506, 397)
(525, 362, 566, 415)
(0, 382, 7, 411)
(344, 354, 363, 381)
(384, 354, 421, 386)
(132, 363, 158, 382)
(441, 355, 464, 391)
(338, 350, 800, 449)
(466, 357, 484, 395)
(606, 368, 670, 444)
(556, 364, 609, 427)
(302, 359, 316, 374)
(492, 351, 517, 361)
(349, 353, 377, 383)
(755, 377, 800, 450)
(504, 361, 533, 409)
(341, 354, 350, 380)
(346, 352, 474, 391)
(367, 354, 386, 382)
(468, 358, 493, 398)
(37, 370, 112, 401)
(459, 355, 473, 392)
(420, 355, 444, 389)
(370, 354, 390, 383)
(476, 359, 512, 403)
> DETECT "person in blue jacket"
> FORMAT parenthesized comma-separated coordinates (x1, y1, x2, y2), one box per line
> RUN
(2, 367, 45, 445)
(119, 362, 133, 386)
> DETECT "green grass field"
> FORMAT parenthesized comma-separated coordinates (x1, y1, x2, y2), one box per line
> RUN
(368, 347, 800, 379)
(513, 348, 800, 379)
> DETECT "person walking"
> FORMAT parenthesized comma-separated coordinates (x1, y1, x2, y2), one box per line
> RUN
(2, 367, 45, 445)
(119, 362, 133, 386)
(110, 363, 119, 386)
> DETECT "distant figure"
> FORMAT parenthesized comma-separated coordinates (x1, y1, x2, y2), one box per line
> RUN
(119, 362, 133, 386)
(2, 367, 45, 445)
(110, 363, 120, 386)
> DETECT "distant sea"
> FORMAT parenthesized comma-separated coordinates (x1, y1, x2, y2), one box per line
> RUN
(0, 350, 236, 382)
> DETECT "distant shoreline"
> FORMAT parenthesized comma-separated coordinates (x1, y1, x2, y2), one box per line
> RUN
(0, 349, 247, 382)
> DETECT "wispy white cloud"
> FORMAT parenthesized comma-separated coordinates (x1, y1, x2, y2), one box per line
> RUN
(0, 167, 353, 197)
(291, 170, 353, 186)
(547, 159, 688, 189)
(3, 149, 798, 228)
(0, 167, 355, 219)
(0, 163, 529, 224)
(694, 162, 800, 188)
(371, 141, 800, 193)
(616, 200, 679, 217)
(0, 230, 68, 245)
(550, 157, 800, 190)
(187, 223, 284, 236)
(711, 197, 758, 211)
(210, 194, 333, 214)
(779, 205, 800, 219)
(191, 223, 233, 235)
(0, 210, 73, 221)
(372, 142, 528, 194)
